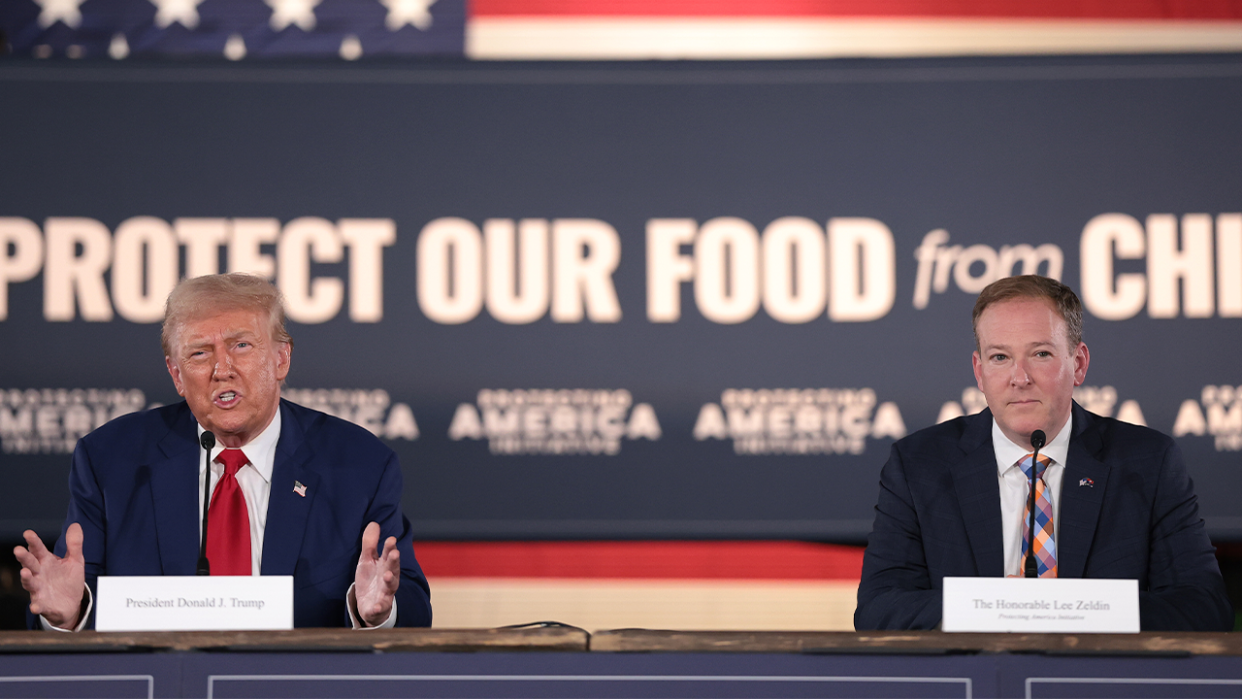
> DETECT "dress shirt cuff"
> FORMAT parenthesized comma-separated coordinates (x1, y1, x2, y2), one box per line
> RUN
(345, 582, 397, 630)
(40, 585, 92, 632)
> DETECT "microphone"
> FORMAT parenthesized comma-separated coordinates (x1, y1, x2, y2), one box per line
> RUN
(197, 431, 215, 576)
(1024, 429, 1047, 579)
(1030, 430, 1046, 451)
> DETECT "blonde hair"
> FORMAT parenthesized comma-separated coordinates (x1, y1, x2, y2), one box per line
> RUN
(162, 273, 293, 357)
(972, 274, 1083, 352)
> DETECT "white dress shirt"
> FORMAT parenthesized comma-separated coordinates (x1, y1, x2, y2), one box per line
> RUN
(994, 417, 1071, 578)
(197, 411, 280, 576)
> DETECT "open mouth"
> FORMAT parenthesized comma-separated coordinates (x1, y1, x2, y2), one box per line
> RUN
(216, 391, 240, 407)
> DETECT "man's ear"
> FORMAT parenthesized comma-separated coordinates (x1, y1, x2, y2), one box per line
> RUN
(1073, 342, 1090, 386)
(166, 357, 185, 396)
(971, 351, 985, 391)
(274, 342, 292, 382)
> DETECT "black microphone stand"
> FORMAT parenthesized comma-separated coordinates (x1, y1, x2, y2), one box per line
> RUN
(197, 431, 215, 575)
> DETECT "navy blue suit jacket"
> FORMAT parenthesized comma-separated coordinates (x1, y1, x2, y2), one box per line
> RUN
(855, 403, 1231, 631)
(36, 399, 432, 629)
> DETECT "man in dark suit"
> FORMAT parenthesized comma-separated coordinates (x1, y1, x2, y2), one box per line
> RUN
(855, 275, 1231, 631)
(15, 273, 431, 630)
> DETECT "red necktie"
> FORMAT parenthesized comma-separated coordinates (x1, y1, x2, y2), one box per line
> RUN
(207, 449, 252, 576)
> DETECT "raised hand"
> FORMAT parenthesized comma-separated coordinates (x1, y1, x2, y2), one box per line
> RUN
(353, 521, 400, 627)
(14, 523, 86, 630)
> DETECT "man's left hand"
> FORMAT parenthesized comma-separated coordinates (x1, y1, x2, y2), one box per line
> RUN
(354, 521, 400, 627)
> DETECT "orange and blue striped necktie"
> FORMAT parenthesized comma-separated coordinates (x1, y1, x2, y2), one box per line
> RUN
(1020, 453, 1057, 578)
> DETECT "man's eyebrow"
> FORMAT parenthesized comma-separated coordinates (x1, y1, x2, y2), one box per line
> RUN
(182, 329, 258, 346)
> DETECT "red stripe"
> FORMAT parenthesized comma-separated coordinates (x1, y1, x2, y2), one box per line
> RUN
(414, 541, 864, 580)
(471, 0, 1242, 19)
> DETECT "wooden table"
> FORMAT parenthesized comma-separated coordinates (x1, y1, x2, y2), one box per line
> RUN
(1, 628, 1240, 698)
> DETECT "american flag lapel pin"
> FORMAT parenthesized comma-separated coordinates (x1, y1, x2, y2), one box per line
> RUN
(293, 480, 307, 497)
(1079, 477, 1094, 488)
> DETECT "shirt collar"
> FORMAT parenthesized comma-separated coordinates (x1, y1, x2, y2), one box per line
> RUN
(992, 411, 1072, 476)
(195, 405, 281, 485)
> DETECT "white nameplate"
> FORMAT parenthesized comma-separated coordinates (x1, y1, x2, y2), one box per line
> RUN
(942, 577, 1139, 633)
(95, 576, 294, 631)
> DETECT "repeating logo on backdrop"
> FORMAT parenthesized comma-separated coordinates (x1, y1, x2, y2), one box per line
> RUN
(449, 389, 660, 455)
(283, 389, 418, 441)
(693, 388, 905, 455)
(0, 387, 418, 454)
(1173, 385, 1242, 451)
(0, 388, 149, 453)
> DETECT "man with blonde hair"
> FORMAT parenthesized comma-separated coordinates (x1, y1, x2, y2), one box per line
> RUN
(16, 273, 431, 629)
(855, 275, 1230, 631)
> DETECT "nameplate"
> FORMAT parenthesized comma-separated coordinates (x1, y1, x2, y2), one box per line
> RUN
(95, 576, 294, 631)
(942, 577, 1139, 633)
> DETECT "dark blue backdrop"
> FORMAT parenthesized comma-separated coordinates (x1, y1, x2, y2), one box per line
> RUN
(1, 55, 1240, 541)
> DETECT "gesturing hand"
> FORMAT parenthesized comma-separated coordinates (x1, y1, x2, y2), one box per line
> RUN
(14, 523, 86, 630)
(354, 521, 400, 627)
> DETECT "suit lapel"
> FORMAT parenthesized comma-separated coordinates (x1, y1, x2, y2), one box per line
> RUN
(953, 411, 1005, 577)
(1057, 404, 1109, 579)
(261, 402, 319, 575)
(149, 405, 201, 575)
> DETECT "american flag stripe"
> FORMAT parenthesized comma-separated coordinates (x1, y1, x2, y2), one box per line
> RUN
(471, 0, 1242, 19)
(416, 540, 865, 630)
(467, 0, 1242, 60)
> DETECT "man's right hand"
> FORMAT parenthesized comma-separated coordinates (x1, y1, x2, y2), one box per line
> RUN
(13, 523, 85, 630)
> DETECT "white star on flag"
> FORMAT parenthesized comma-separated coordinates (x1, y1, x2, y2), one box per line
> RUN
(149, 0, 206, 29)
(380, 0, 436, 31)
(266, 0, 322, 31)
(34, 0, 85, 29)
